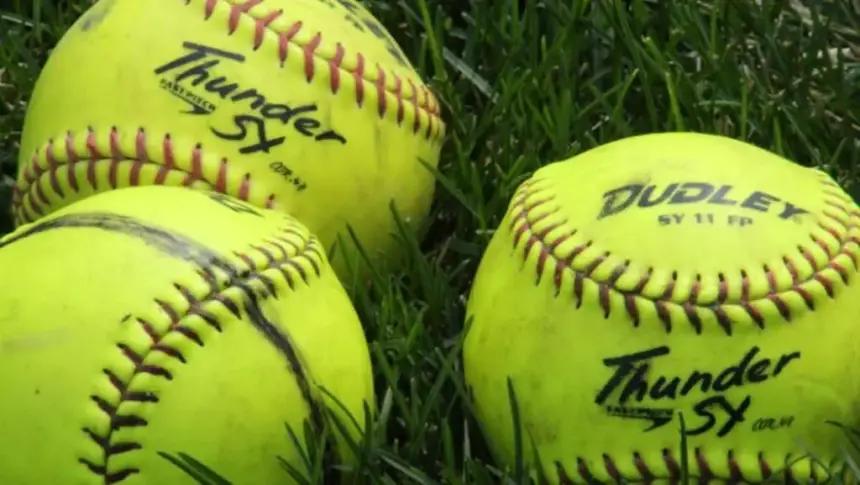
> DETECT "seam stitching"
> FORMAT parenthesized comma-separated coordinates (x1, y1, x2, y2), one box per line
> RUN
(77, 223, 324, 483)
(198, 0, 444, 138)
(13, 127, 269, 225)
(510, 174, 860, 335)
(556, 447, 844, 483)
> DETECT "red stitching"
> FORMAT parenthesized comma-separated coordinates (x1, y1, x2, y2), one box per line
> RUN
(12, 127, 277, 226)
(353, 53, 366, 107)
(555, 447, 844, 483)
(196, 0, 443, 138)
(510, 174, 860, 335)
(78, 224, 323, 483)
(303, 33, 323, 82)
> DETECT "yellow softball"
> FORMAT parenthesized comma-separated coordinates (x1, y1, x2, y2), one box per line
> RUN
(0, 185, 374, 484)
(463, 132, 860, 483)
(14, 0, 445, 284)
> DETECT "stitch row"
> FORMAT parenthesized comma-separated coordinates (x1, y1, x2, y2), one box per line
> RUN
(198, 0, 445, 140)
(12, 127, 272, 225)
(509, 175, 860, 335)
(555, 448, 842, 483)
(79, 225, 325, 483)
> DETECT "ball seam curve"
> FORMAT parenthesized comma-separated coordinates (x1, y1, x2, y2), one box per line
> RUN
(13, 128, 257, 225)
(78, 221, 328, 483)
(195, 0, 445, 138)
(553, 447, 844, 484)
(509, 171, 860, 335)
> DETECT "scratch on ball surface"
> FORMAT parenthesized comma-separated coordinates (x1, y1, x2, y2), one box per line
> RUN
(79, 0, 117, 32)
(1, 328, 76, 353)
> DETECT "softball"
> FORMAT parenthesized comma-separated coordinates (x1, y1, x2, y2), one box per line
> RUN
(463, 132, 860, 483)
(0, 185, 374, 484)
(14, 0, 445, 285)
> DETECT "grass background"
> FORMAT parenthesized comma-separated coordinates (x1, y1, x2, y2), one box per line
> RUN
(1, 0, 859, 483)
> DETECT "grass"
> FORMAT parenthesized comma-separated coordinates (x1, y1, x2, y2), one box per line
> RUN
(1, 0, 860, 483)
